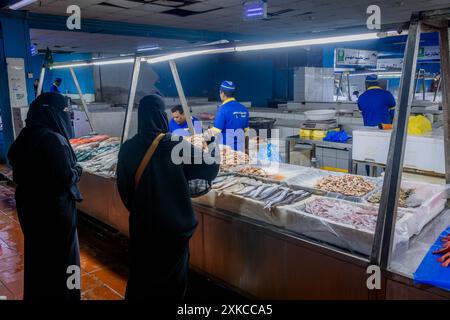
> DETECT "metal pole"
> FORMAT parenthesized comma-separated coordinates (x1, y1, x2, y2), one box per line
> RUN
(69, 67, 94, 133)
(438, 27, 450, 187)
(370, 13, 422, 268)
(347, 73, 351, 101)
(433, 77, 441, 102)
(422, 71, 426, 101)
(37, 66, 45, 97)
(169, 60, 194, 135)
(121, 56, 141, 143)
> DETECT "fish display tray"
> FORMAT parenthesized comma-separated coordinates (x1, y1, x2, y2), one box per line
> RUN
(195, 176, 447, 256)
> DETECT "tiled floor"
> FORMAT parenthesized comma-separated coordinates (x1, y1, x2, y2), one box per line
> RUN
(0, 176, 244, 301)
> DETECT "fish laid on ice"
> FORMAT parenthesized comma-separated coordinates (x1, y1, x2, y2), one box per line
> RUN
(264, 188, 290, 209)
(247, 184, 271, 198)
(234, 185, 258, 195)
(255, 185, 282, 200)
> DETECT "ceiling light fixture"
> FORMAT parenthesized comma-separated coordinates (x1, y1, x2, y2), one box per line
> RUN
(146, 47, 235, 64)
(137, 46, 161, 52)
(9, 0, 37, 10)
(50, 31, 402, 69)
(235, 33, 380, 52)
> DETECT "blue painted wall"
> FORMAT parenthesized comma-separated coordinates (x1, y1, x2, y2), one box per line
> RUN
(32, 53, 95, 95)
(0, 15, 34, 161)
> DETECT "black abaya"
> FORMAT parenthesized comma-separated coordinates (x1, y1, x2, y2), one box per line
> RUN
(116, 95, 219, 300)
(8, 92, 82, 300)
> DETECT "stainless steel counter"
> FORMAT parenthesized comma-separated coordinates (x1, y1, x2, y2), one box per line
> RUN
(285, 135, 353, 171)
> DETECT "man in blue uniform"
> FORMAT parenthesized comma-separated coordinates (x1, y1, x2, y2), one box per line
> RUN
(49, 78, 62, 93)
(168, 105, 202, 137)
(210, 81, 249, 151)
(357, 74, 396, 126)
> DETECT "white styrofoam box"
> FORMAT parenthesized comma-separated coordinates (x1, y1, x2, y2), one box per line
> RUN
(352, 129, 443, 174)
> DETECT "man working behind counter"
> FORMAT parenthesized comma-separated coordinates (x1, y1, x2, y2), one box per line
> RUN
(50, 78, 62, 94)
(169, 105, 202, 137)
(209, 81, 249, 151)
(357, 74, 396, 127)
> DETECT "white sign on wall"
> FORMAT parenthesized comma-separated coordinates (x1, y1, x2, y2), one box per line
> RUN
(6, 57, 29, 137)
(377, 58, 403, 69)
(418, 46, 440, 60)
(335, 48, 378, 67)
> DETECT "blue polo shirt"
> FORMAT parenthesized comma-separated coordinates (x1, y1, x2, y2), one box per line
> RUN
(213, 98, 249, 151)
(357, 86, 396, 126)
(169, 116, 202, 136)
(49, 84, 60, 93)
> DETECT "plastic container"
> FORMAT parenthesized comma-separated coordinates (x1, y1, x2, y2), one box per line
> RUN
(249, 117, 277, 139)
(304, 109, 336, 121)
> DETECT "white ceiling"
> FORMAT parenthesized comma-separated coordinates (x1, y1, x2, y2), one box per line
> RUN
(30, 28, 193, 53)
(22, 0, 450, 36)
(21, 0, 450, 54)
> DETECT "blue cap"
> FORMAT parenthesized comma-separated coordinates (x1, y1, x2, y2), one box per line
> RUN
(365, 74, 378, 82)
(220, 80, 235, 92)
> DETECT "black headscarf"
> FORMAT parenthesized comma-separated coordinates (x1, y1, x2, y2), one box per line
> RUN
(26, 92, 72, 140)
(8, 92, 75, 171)
(136, 94, 169, 144)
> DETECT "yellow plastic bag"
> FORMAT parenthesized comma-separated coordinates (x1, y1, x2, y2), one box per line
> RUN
(408, 115, 432, 135)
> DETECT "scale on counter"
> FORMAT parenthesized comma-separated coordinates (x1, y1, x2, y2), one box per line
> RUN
(301, 119, 338, 130)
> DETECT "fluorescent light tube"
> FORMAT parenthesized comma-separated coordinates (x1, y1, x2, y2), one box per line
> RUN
(236, 33, 379, 52)
(9, 0, 37, 10)
(146, 47, 235, 64)
(137, 46, 161, 52)
(92, 58, 135, 66)
(51, 62, 90, 69)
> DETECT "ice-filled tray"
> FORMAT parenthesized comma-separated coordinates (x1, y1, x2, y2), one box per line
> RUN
(284, 168, 381, 201)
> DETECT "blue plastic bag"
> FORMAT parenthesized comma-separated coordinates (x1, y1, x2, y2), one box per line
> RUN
(257, 143, 282, 163)
(413, 226, 450, 291)
(323, 130, 350, 142)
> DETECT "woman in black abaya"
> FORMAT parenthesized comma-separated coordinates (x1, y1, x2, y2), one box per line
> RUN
(8, 92, 83, 300)
(117, 95, 219, 300)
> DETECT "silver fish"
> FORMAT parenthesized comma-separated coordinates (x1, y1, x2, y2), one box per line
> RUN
(214, 178, 238, 191)
(274, 190, 310, 207)
(212, 176, 229, 184)
(247, 184, 271, 198)
(256, 185, 282, 200)
(234, 185, 258, 195)
(264, 188, 290, 209)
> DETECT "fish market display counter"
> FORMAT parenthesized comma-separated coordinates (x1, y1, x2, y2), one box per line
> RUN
(73, 140, 450, 299)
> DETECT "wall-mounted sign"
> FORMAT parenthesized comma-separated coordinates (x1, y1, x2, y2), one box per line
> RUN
(377, 58, 403, 70)
(418, 46, 440, 60)
(6, 58, 29, 137)
(335, 48, 378, 67)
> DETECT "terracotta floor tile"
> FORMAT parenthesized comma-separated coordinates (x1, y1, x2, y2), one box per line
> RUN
(0, 199, 16, 212)
(0, 282, 14, 300)
(5, 279, 23, 300)
(0, 254, 23, 273)
(91, 267, 127, 297)
(0, 225, 24, 248)
(82, 285, 123, 300)
(0, 269, 23, 286)
(81, 273, 102, 292)
(80, 253, 104, 274)
(0, 241, 19, 260)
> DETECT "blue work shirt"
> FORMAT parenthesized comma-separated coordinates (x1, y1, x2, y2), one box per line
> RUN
(169, 116, 202, 136)
(357, 86, 396, 126)
(49, 84, 61, 93)
(213, 98, 249, 151)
